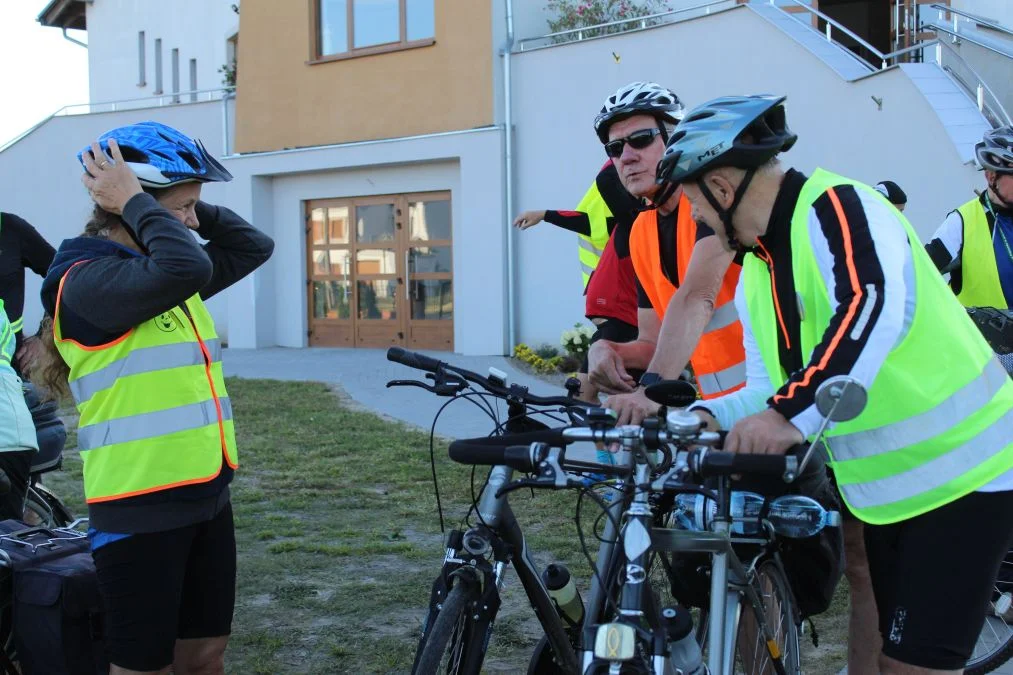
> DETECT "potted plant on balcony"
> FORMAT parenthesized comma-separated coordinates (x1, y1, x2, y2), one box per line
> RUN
(546, 0, 672, 41)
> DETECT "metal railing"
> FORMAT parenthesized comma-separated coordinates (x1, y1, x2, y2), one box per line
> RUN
(514, 0, 737, 51)
(932, 32, 1013, 127)
(770, 0, 944, 70)
(0, 87, 234, 155)
(53, 87, 232, 116)
(775, 0, 889, 69)
(925, 16, 1013, 60)
(930, 3, 1013, 41)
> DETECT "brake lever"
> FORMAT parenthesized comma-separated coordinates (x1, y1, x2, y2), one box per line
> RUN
(386, 379, 439, 393)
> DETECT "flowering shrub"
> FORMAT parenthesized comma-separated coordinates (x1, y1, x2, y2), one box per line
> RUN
(514, 343, 566, 374)
(560, 323, 595, 359)
(546, 0, 672, 39)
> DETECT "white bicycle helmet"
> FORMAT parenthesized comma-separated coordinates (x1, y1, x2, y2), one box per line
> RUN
(975, 126, 1013, 173)
(594, 82, 685, 143)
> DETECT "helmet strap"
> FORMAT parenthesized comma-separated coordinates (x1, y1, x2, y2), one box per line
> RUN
(649, 181, 679, 213)
(988, 173, 1013, 210)
(698, 168, 758, 253)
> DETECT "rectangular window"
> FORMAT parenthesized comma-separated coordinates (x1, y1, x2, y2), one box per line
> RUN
(171, 48, 180, 103)
(154, 38, 163, 94)
(137, 31, 146, 86)
(189, 58, 198, 102)
(315, 0, 434, 60)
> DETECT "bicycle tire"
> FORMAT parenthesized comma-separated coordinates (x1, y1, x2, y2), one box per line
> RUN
(734, 560, 801, 675)
(966, 549, 1013, 674)
(414, 582, 483, 675)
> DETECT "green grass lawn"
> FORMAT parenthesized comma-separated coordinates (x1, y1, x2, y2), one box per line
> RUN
(45, 378, 848, 674)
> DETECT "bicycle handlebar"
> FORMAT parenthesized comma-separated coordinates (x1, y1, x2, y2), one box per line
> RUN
(449, 427, 801, 482)
(387, 347, 588, 409)
(688, 447, 799, 480)
(387, 346, 443, 373)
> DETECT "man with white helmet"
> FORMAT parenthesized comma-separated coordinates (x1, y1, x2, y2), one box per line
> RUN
(587, 82, 747, 423)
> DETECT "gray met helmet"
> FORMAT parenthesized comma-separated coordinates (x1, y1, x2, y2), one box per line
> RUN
(656, 95, 797, 185)
(975, 126, 1013, 173)
(655, 95, 797, 252)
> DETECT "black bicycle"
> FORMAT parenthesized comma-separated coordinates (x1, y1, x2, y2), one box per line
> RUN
(387, 348, 840, 675)
(387, 347, 603, 674)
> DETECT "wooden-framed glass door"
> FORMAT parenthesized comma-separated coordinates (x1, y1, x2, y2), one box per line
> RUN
(307, 201, 354, 346)
(405, 193, 453, 350)
(353, 196, 402, 347)
(306, 191, 454, 350)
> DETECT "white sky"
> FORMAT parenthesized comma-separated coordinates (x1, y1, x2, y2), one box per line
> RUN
(0, 0, 89, 146)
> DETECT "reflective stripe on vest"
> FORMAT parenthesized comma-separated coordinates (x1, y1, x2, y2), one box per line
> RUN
(576, 179, 612, 287)
(578, 235, 603, 285)
(78, 397, 234, 450)
(743, 168, 1013, 525)
(0, 300, 13, 367)
(628, 195, 746, 400)
(54, 263, 238, 503)
(69, 339, 223, 404)
(954, 197, 1007, 309)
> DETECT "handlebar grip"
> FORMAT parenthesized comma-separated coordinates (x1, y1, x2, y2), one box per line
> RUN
(693, 449, 797, 480)
(448, 442, 546, 471)
(387, 347, 443, 373)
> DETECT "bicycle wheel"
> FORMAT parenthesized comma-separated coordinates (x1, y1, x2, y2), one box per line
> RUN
(967, 550, 1013, 674)
(734, 560, 801, 675)
(414, 581, 484, 675)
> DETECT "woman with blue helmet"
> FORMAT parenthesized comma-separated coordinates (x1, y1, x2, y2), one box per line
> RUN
(35, 121, 273, 675)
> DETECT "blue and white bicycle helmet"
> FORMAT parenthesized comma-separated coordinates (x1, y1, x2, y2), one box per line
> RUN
(77, 121, 232, 188)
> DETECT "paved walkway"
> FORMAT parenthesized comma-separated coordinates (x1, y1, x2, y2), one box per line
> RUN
(222, 347, 568, 439)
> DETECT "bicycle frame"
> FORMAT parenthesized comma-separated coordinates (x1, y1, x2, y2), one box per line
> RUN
(578, 452, 800, 675)
(652, 477, 800, 675)
(412, 464, 580, 674)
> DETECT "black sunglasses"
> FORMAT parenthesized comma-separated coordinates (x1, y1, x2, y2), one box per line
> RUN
(604, 128, 664, 159)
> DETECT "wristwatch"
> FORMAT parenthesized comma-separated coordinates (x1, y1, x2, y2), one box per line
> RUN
(638, 372, 663, 388)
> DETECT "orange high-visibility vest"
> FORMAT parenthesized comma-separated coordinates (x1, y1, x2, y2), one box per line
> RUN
(629, 194, 746, 399)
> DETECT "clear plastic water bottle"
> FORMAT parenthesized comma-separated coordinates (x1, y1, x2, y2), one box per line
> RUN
(766, 495, 841, 538)
(662, 606, 706, 675)
(674, 492, 765, 535)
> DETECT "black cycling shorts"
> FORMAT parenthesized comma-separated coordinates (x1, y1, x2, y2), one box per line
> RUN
(864, 489, 1013, 670)
(92, 502, 237, 671)
(580, 317, 639, 374)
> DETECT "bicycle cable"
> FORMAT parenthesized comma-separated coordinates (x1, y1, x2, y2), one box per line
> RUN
(427, 391, 502, 533)
(576, 484, 624, 622)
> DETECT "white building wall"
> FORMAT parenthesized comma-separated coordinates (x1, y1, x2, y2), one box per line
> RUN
(509, 5, 983, 348)
(84, 0, 239, 104)
(217, 128, 508, 354)
(2, 4, 995, 355)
